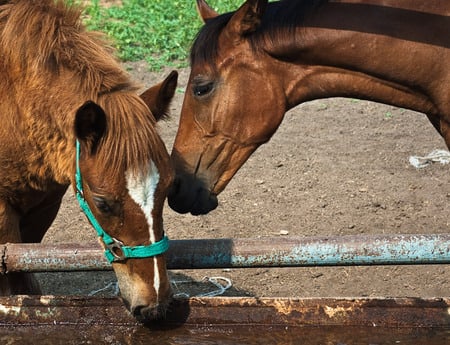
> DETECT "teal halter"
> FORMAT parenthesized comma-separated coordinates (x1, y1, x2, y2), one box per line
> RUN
(75, 140, 169, 263)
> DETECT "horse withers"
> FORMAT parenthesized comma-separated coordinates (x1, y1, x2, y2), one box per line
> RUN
(0, 0, 177, 322)
(169, 0, 450, 215)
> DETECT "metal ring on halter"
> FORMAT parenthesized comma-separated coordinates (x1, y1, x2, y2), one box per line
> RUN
(105, 238, 127, 261)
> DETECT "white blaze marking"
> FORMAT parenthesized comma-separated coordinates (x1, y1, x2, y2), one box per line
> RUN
(126, 161, 159, 242)
(126, 160, 161, 297)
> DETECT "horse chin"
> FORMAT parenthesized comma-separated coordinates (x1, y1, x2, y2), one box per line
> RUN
(168, 174, 218, 215)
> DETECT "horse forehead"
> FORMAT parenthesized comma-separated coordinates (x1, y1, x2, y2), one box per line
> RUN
(191, 35, 252, 74)
(211, 50, 260, 77)
(126, 161, 160, 211)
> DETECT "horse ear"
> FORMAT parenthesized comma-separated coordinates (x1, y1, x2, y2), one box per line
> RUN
(140, 70, 178, 121)
(196, 0, 219, 22)
(225, 0, 267, 39)
(74, 101, 107, 154)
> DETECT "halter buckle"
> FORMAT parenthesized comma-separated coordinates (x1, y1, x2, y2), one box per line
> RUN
(105, 238, 126, 261)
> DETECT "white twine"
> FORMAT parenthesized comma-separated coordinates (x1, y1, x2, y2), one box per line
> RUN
(88, 281, 119, 296)
(88, 276, 233, 298)
(409, 149, 450, 169)
(173, 276, 233, 298)
(196, 276, 233, 297)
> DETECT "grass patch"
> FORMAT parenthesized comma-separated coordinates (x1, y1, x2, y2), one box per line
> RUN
(83, 0, 244, 70)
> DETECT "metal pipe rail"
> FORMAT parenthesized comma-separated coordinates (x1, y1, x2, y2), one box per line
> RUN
(1, 234, 449, 273)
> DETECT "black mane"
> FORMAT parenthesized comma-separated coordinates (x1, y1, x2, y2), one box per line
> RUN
(190, 0, 328, 67)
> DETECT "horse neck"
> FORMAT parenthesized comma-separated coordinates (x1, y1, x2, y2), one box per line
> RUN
(16, 79, 84, 187)
(29, 105, 76, 187)
(269, 0, 445, 116)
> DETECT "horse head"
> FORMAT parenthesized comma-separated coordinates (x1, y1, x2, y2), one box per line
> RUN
(170, 0, 449, 216)
(169, 0, 286, 215)
(74, 71, 177, 321)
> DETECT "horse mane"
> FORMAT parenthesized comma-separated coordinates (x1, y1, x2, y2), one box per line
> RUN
(0, 0, 163, 177)
(190, 0, 328, 67)
(97, 92, 163, 177)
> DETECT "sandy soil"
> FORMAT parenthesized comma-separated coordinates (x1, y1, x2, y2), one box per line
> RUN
(37, 64, 449, 300)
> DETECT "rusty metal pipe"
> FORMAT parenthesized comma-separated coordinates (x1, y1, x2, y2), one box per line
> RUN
(1, 234, 449, 272)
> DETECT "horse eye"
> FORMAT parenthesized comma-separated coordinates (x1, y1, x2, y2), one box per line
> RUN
(93, 196, 113, 214)
(193, 82, 214, 97)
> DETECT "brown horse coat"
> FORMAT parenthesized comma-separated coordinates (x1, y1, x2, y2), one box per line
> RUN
(169, 0, 450, 215)
(0, 0, 177, 321)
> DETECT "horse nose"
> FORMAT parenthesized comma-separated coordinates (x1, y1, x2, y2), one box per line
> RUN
(168, 175, 218, 215)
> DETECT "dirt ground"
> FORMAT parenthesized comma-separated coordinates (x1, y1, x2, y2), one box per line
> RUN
(37, 63, 449, 300)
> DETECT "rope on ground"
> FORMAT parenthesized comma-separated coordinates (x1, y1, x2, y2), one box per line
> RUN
(196, 276, 233, 297)
(409, 149, 450, 169)
(172, 276, 232, 298)
(88, 281, 119, 296)
(88, 276, 233, 298)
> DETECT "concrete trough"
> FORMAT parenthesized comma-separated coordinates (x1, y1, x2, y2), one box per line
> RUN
(0, 296, 449, 343)
(2, 295, 450, 327)
(1, 234, 449, 342)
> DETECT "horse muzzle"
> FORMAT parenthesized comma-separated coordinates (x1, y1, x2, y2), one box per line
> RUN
(112, 258, 172, 322)
(168, 173, 218, 215)
(128, 295, 172, 322)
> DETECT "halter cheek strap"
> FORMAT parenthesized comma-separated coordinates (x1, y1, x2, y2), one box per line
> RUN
(75, 140, 169, 263)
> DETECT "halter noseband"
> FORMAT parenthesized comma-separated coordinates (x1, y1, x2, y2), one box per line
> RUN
(75, 140, 169, 263)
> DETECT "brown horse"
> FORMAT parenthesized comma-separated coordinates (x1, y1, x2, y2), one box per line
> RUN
(169, 0, 450, 215)
(0, 0, 178, 321)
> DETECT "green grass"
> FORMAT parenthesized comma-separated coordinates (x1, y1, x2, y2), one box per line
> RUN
(83, 0, 244, 70)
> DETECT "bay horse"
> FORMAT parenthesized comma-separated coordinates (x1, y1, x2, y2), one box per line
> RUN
(0, 0, 178, 321)
(169, 0, 450, 215)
